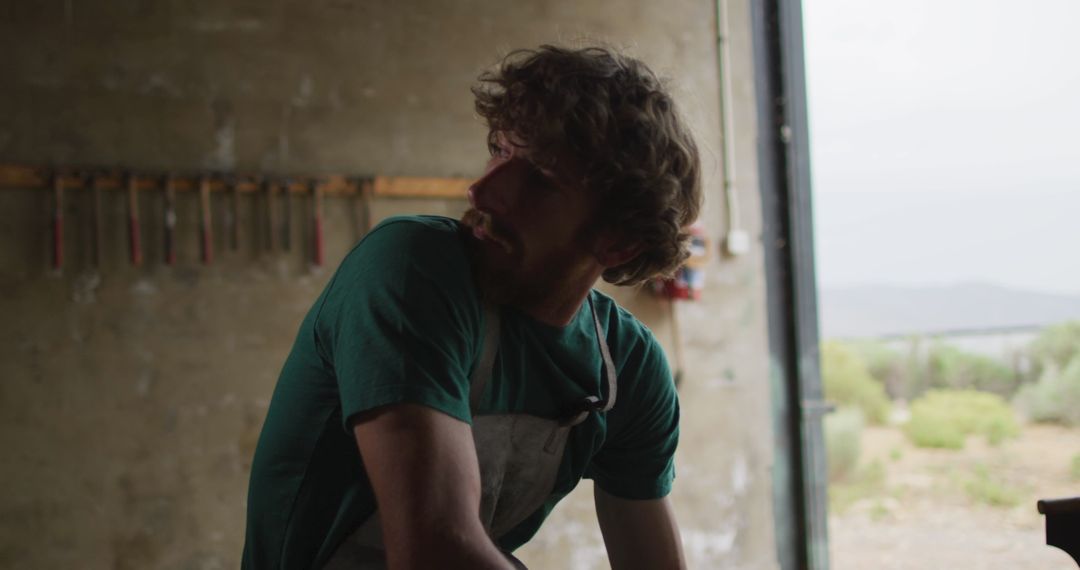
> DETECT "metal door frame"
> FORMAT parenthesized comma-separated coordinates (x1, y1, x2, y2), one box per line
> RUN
(749, 0, 830, 568)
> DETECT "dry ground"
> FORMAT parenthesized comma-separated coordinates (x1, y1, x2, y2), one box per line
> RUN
(829, 423, 1080, 570)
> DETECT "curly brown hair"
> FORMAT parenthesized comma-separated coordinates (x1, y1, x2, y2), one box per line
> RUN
(472, 45, 703, 286)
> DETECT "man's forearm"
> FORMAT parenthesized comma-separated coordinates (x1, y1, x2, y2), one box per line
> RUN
(387, 520, 515, 570)
(353, 404, 516, 570)
(595, 487, 686, 570)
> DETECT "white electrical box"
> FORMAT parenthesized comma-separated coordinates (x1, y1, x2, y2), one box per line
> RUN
(724, 229, 750, 257)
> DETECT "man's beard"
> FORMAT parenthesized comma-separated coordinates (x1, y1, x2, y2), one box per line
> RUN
(460, 208, 560, 308)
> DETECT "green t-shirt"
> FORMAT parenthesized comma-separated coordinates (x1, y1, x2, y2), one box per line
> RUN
(242, 216, 679, 569)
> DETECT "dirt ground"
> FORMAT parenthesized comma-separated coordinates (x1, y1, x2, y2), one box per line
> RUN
(829, 423, 1080, 570)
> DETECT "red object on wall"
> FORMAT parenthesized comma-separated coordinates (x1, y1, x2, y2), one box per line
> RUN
(651, 222, 710, 301)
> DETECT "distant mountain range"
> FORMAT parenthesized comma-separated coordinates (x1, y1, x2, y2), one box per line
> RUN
(818, 283, 1080, 339)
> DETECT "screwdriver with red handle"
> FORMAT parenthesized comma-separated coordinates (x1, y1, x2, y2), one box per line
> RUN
(127, 174, 143, 267)
(199, 176, 214, 265)
(312, 180, 325, 267)
(51, 173, 63, 271)
(164, 175, 177, 266)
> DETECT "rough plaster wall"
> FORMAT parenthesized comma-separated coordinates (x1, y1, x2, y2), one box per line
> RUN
(0, 0, 775, 568)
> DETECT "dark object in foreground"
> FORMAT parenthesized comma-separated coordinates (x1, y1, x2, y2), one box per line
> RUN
(1038, 496, 1080, 567)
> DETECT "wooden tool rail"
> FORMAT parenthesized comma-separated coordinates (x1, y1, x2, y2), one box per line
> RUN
(0, 163, 472, 198)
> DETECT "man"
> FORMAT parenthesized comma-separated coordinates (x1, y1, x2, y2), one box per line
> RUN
(243, 45, 701, 569)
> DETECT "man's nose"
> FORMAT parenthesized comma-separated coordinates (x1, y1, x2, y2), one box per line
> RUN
(468, 157, 517, 215)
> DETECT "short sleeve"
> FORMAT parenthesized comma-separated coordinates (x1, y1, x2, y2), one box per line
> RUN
(313, 218, 482, 430)
(585, 327, 680, 500)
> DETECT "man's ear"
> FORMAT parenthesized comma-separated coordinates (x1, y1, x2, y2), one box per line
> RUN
(594, 235, 642, 269)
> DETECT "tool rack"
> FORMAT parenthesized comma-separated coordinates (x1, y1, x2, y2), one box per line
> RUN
(0, 163, 472, 272)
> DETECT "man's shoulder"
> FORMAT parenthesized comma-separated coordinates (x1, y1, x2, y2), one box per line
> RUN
(591, 290, 654, 336)
(589, 290, 665, 364)
(365, 215, 463, 247)
(343, 215, 467, 270)
(324, 214, 478, 316)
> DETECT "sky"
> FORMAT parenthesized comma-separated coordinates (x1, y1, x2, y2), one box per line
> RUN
(802, 0, 1080, 295)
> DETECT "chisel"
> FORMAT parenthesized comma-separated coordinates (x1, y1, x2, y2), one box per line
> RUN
(199, 176, 214, 265)
(265, 180, 278, 252)
(91, 174, 103, 270)
(281, 178, 292, 251)
(51, 172, 63, 271)
(229, 176, 240, 251)
(127, 174, 143, 267)
(164, 175, 177, 266)
(360, 178, 374, 236)
(312, 181, 324, 267)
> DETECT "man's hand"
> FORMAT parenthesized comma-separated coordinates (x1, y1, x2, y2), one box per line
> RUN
(352, 403, 515, 570)
(594, 485, 687, 570)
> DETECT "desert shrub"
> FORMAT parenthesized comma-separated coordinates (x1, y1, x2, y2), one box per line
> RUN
(1014, 355, 1080, 426)
(905, 389, 1020, 449)
(847, 341, 908, 399)
(1029, 321, 1080, 377)
(825, 407, 864, 482)
(821, 342, 891, 425)
(923, 344, 1020, 397)
(906, 408, 965, 449)
(964, 464, 1022, 508)
(902, 336, 933, 399)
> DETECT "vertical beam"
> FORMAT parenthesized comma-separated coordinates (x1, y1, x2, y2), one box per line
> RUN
(750, 0, 829, 568)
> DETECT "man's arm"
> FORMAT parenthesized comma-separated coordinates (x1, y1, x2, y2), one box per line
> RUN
(352, 403, 514, 570)
(594, 485, 687, 570)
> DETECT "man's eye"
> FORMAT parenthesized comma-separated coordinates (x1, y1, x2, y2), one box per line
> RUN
(525, 163, 560, 194)
(488, 142, 511, 159)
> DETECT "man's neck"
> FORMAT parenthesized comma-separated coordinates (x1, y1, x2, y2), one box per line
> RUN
(517, 265, 603, 327)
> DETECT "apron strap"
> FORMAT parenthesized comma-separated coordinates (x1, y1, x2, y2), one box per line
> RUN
(588, 295, 618, 412)
(470, 296, 617, 416)
(469, 302, 501, 413)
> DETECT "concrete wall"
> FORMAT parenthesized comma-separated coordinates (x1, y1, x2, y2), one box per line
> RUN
(0, 1, 776, 568)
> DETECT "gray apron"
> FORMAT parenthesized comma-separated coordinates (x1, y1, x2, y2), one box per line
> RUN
(325, 298, 618, 569)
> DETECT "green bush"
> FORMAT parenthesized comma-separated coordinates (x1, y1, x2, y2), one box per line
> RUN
(825, 407, 864, 482)
(1014, 356, 1080, 426)
(905, 408, 965, 449)
(846, 341, 908, 399)
(905, 389, 1020, 449)
(1029, 321, 1080, 376)
(924, 344, 1020, 397)
(821, 342, 891, 425)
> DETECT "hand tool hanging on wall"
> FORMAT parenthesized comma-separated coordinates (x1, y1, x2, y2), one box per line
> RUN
(164, 175, 177, 265)
(264, 179, 278, 252)
(281, 178, 292, 252)
(51, 172, 64, 271)
(312, 180, 325, 267)
(229, 176, 240, 252)
(199, 176, 214, 265)
(127, 174, 143, 267)
(348, 178, 367, 242)
(91, 174, 104, 270)
(360, 178, 375, 236)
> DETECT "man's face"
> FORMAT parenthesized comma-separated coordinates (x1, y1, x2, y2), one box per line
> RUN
(461, 135, 599, 306)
